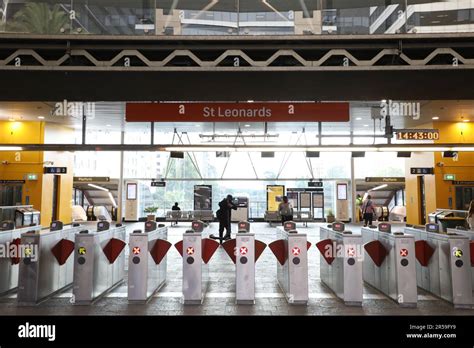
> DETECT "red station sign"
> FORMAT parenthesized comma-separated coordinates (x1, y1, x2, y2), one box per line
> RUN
(125, 102, 350, 123)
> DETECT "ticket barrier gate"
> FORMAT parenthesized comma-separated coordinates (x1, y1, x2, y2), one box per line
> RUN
(405, 224, 472, 309)
(174, 220, 220, 304)
(17, 221, 81, 305)
(0, 221, 42, 296)
(447, 227, 474, 290)
(361, 223, 417, 307)
(269, 221, 310, 305)
(317, 222, 363, 306)
(72, 221, 126, 305)
(128, 221, 172, 303)
(222, 221, 267, 304)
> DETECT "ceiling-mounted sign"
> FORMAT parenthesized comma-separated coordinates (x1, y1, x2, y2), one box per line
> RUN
(396, 129, 440, 141)
(365, 177, 405, 183)
(74, 177, 110, 182)
(151, 181, 166, 187)
(44, 167, 67, 174)
(0, 180, 25, 184)
(410, 167, 434, 175)
(453, 181, 474, 186)
(308, 181, 323, 187)
(125, 102, 350, 123)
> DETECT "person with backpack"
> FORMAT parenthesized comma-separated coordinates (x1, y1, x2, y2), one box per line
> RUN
(210, 195, 237, 244)
(467, 200, 474, 230)
(361, 195, 376, 227)
(278, 196, 294, 225)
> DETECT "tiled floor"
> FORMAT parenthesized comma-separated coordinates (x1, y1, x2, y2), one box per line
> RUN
(0, 222, 473, 316)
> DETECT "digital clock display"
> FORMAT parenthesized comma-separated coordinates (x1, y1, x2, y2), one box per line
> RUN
(396, 129, 440, 141)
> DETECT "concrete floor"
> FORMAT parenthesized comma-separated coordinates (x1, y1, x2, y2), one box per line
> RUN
(0, 222, 473, 316)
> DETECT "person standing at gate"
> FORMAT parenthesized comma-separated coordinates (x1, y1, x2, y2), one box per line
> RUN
(355, 194, 363, 223)
(171, 202, 181, 226)
(211, 195, 237, 244)
(361, 195, 376, 227)
(467, 200, 474, 230)
(278, 196, 294, 226)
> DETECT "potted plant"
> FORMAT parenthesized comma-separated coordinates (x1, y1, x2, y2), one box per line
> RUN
(326, 209, 335, 223)
(144, 206, 159, 221)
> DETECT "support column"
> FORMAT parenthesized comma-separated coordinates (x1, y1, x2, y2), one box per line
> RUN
(351, 156, 356, 223)
(117, 130, 125, 222)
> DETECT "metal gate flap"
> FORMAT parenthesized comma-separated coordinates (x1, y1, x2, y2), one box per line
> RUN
(269, 240, 287, 266)
(174, 240, 184, 257)
(316, 239, 335, 265)
(364, 240, 387, 267)
(222, 239, 237, 264)
(150, 239, 172, 265)
(103, 238, 126, 264)
(307, 241, 312, 250)
(202, 238, 220, 264)
(414, 240, 434, 267)
(470, 241, 474, 267)
(51, 239, 75, 266)
(10, 238, 21, 265)
(255, 240, 267, 262)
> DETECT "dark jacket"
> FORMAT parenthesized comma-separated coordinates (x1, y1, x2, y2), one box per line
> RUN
(217, 198, 237, 222)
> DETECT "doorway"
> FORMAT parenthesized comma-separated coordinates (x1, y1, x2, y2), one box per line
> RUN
(455, 186, 474, 210)
(52, 175, 60, 222)
(418, 176, 426, 225)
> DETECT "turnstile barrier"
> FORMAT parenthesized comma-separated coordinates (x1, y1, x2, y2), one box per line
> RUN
(447, 227, 474, 290)
(406, 224, 472, 308)
(222, 221, 267, 304)
(317, 222, 363, 306)
(362, 223, 417, 307)
(0, 222, 42, 296)
(269, 222, 310, 305)
(72, 222, 126, 305)
(17, 221, 81, 305)
(175, 228, 219, 304)
(128, 221, 171, 303)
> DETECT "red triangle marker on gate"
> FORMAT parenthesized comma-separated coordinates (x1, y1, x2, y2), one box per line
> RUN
(10, 238, 21, 265)
(150, 239, 172, 265)
(316, 239, 335, 265)
(269, 240, 287, 266)
(364, 240, 388, 267)
(222, 239, 237, 264)
(102, 238, 126, 264)
(51, 239, 75, 266)
(415, 240, 435, 267)
(202, 238, 219, 264)
(254, 240, 267, 262)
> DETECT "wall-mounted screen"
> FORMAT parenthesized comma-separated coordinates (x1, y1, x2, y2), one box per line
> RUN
(337, 183, 347, 200)
(127, 183, 137, 200)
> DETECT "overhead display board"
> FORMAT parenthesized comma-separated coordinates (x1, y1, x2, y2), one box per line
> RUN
(126, 102, 350, 123)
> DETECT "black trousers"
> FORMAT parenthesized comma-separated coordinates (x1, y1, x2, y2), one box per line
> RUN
(363, 213, 373, 226)
(281, 215, 293, 225)
(218, 220, 231, 239)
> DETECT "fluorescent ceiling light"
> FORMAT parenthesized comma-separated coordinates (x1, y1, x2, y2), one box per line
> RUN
(0, 146, 23, 151)
(244, 124, 251, 127)
(37, 116, 45, 120)
(463, 119, 470, 122)
(370, 184, 388, 191)
(88, 183, 109, 192)
(432, 117, 439, 120)
(355, 117, 362, 120)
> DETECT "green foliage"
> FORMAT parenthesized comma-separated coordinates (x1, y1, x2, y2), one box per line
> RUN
(326, 209, 334, 216)
(9, 2, 70, 34)
(144, 206, 159, 213)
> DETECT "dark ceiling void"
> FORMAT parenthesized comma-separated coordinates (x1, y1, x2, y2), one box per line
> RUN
(0, 68, 473, 102)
